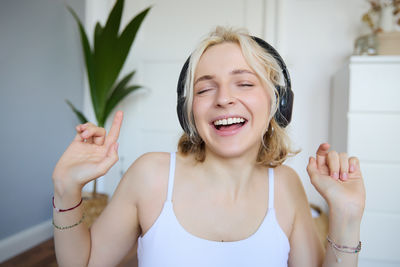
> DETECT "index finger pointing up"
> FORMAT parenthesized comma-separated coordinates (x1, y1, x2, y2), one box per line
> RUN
(105, 111, 124, 146)
(316, 143, 330, 168)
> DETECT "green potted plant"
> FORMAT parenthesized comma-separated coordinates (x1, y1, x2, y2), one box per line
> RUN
(67, 0, 150, 226)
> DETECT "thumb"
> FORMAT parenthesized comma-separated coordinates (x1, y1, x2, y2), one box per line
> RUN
(107, 142, 119, 157)
(97, 143, 119, 176)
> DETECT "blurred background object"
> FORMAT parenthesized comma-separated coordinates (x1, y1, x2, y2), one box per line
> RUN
(355, 0, 400, 55)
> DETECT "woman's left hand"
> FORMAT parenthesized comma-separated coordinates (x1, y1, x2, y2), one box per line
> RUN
(307, 143, 366, 221)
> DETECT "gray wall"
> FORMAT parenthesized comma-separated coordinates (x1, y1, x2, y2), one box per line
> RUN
(0, 0, 85, 239)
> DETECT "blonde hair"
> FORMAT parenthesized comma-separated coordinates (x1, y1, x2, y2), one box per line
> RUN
(178, 26, 298, 166)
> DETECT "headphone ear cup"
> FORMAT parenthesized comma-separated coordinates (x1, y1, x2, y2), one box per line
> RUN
(177, 97, 189, 134)
(274, 85, 294, 128)
(177, 58, 190, 134)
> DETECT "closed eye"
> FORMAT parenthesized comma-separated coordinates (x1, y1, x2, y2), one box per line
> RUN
(239, 83, 253, 87)
(196, 88, 212, 95)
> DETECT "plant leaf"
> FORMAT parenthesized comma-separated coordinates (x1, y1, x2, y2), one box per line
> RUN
(93, 4, 150, 126)
(68, 2, 150, 129)
(102, 0, 123, 39)
(117, 7, 151, 70)
(92, 0, 125, 120)
(106, 70, 136, 99)
(67, 6, 100, 122)
(100, 70, 136, 125)
(102, 83, 141, 126)
(65, 99, 88, 124)
(94, 22, 104, 50)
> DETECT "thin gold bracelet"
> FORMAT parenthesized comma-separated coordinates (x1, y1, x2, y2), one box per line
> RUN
(52, 214, 85, 230)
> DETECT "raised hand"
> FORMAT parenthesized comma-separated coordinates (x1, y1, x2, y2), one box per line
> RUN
(52, 111, 123, 197)
(306, 143, 365, 221)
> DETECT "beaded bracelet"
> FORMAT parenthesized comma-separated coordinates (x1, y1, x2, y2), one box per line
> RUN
(327, 235, 362, 263)
(52, 214, 85, 230)
(52, 196, 83, 212)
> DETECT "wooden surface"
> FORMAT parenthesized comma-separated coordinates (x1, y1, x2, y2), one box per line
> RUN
(0, 238, 137, 267)
(1, 239, 58, 267)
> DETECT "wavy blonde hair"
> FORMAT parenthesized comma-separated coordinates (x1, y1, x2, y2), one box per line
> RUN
(178, 26, 298, 166)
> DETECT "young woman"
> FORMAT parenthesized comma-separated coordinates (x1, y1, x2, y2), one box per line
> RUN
(52, 27, 365, 267)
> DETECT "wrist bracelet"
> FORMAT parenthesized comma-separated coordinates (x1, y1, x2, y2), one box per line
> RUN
(52, 213, 85, 230)
(52, 196, 82, 212)
(327, 235, 362, 263)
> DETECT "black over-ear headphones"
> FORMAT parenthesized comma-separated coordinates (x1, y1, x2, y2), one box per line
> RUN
(176, 36, 293, 134)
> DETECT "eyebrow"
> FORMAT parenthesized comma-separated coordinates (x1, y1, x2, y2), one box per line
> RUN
(194, 75, 215, 86)
(194, 69, 256, 86)
(230, 69, 255, 76)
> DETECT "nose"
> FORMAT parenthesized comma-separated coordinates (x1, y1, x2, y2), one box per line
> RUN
(215, 85, 235, 107)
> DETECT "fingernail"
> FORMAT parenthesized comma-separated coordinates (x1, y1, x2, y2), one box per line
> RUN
(332, 172, 339, 179)
(342, 172, 348, 180)
(82, 130, 88, 137)
(349, 164, 355, 172)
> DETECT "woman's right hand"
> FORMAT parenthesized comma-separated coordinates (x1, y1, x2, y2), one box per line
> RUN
(52, 111, 123, 197)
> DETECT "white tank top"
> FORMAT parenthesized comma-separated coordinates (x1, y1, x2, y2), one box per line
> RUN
(137, 152, 290, 267)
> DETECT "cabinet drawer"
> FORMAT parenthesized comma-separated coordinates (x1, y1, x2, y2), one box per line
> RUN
(360, 212, 400, 262)
(359, 259, 400, 267)
(363, 163, 400, 213)
(349, 63, 400, 112)
(347, 113, 400, 161)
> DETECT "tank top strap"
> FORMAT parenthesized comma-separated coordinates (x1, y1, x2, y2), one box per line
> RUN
(166, 152, 176, 202)
(268, 168, 275, 209)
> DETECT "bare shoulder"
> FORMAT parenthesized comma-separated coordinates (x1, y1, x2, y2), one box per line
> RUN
(125, 152, 170, 177)
(274, 167, 324, 266)
(272, 164, 311, 241)
(274, 165, 306, 197)
(121, 152, 171, 204)
(273, 165, 309, 216)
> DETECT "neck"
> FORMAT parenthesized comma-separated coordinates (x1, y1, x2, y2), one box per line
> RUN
(198, 147, 261, 201)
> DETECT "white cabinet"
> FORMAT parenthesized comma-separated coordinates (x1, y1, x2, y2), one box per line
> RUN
(331, 56, 400, 267)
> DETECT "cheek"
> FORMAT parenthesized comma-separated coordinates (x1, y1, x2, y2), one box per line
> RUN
(192, 98, 201, 122)
(246, 91, 271, 119)
(192, 98, 209, 130)
(193, 96, 213, 115)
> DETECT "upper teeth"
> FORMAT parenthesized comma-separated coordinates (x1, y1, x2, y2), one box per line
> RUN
(214, 117, 245, 126)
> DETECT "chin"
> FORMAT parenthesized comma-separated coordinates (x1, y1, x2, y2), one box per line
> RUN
(205, 142, 260, 160)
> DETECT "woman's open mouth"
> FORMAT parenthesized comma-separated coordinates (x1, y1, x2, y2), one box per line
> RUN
(212, 117, 248, 134)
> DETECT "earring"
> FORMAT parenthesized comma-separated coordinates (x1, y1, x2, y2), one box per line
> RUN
(261, 124, 274, 149)
(265, 124, 274, 136)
